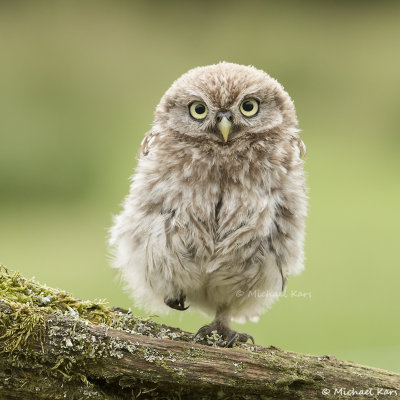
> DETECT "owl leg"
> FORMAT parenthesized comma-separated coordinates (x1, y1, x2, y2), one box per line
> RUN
(194, 308, 254, 347)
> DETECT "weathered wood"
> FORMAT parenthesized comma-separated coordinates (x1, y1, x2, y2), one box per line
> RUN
(0, 267, 399, 399)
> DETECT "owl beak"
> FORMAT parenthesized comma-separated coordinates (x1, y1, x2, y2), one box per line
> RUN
(217, 115, 233, 142)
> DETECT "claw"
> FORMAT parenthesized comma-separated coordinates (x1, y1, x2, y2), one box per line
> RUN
(226, 332, 239, 348)
(193, 322, 255, 347)
(179, 297, 190, 310)
(247, 334, 255, 344)
(194, 325, 211, 339)
(164, 293, 189, 311)
(226, 332, 255, 347)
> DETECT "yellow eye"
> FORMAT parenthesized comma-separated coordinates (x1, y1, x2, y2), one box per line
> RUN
(189, 101, 208, 120)
(240, 98, 259, 117)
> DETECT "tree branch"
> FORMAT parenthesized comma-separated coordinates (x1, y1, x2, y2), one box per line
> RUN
(0, 265, 399, 399)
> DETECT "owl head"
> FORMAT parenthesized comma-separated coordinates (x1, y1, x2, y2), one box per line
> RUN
(154, 62, 298, 144)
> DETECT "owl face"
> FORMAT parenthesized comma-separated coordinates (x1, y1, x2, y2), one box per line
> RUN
(154, 62, 297, 144)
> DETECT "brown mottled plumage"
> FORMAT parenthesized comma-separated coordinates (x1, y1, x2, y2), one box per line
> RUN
(109, 62, 307, 346)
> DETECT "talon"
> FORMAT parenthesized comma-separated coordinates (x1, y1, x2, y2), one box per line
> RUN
(193, 322, 255, 348)
(194, 325, 211, 338)
(226, 332, 239, 348)
(164, 294, 189, 311)
(179, 297, 190, 310)
(237, 332, 255, 345)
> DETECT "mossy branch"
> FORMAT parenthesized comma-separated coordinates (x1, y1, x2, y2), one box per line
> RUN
(0, 265, 399, 400)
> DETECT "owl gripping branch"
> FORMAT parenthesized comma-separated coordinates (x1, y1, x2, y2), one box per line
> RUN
(1, 265, 399, 400)
(110, 63, 308, 348)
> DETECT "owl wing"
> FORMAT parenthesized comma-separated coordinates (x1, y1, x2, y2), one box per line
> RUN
(294, 136, 307, 158)
(138, 130, 158, 157)
(269, 136, 307, 286)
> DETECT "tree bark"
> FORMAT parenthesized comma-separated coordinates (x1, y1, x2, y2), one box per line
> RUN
(0, 267, 399, 400)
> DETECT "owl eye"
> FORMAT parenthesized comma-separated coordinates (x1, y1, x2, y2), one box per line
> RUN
(240, 98, 259, 117)
(189, 101, 208, 120)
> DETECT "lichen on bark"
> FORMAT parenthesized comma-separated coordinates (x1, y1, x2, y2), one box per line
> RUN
(0, 265, 190, 399)
(1, 264, 399, 400)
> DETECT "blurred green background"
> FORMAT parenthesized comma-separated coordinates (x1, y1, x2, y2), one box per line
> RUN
(1, 1, 399, 373)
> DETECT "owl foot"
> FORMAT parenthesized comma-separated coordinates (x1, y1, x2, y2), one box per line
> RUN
(164, 293, 189, 311)
(194, 323, 254, 348)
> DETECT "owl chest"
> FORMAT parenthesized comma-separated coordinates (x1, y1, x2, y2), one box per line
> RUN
(162, 157, 270, 247)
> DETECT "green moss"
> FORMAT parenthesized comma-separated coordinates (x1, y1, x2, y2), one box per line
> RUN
(0, 266, 140, 397)
(0, 264, 118, 357)
(182, 346, 208, 359)
(0, 265, 206, 398)
(0, 265, 112, 318)
(0, 265, 188, 353)
(1, 265, 315, 399)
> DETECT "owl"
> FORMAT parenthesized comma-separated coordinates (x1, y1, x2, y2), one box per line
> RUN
(109, 62, 307, 347)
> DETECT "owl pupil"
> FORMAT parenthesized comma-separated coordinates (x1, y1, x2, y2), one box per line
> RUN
(195, 104, 206, 114)
(243, 101, 254, 111)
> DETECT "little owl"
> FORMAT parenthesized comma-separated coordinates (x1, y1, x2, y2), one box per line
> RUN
(109, 62, 307, 347)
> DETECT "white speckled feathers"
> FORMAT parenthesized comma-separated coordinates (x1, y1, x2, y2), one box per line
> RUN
(109, 62, 307, 325)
